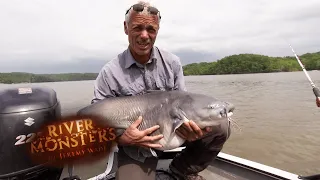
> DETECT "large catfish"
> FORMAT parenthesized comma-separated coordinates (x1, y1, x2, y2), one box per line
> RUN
(77, 90, 235, 152)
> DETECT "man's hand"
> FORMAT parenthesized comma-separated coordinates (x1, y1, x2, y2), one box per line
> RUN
(316, 97, 320, 107)
(175, 120, 212, 142)
(117, 116, 164, 148)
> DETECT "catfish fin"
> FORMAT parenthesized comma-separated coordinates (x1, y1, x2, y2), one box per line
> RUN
(170, 106, 189, 133)
(173, 118, 185, 133)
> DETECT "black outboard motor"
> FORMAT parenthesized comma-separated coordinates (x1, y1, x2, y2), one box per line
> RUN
(0, 86, 63, 180)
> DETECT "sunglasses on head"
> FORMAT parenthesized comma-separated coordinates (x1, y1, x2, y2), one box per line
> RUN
(125, 4, 161, 19)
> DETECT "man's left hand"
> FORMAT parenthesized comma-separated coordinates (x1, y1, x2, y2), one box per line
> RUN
(175, 120, 212, 142)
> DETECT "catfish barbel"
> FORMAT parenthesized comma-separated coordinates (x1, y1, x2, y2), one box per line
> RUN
(77, 90, 235, 151)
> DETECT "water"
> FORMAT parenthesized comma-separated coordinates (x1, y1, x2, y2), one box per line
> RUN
(1, 71, 320, 176)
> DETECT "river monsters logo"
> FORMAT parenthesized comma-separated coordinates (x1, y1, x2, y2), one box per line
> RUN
(17, 115, 116, 166)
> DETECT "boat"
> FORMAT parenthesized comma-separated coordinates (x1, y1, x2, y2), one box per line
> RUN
(58, 146, 319, 180)
(0, 86, 319, 180)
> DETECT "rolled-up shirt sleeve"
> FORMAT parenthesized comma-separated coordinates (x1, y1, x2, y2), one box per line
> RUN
(90, 66, 125, 137)
(91, 66, 115, 104)
(172, 57, 187, 91)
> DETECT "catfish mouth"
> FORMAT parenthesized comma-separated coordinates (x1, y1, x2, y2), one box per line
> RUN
(217, 102, 235, 118)
(197, 102, 236, 129)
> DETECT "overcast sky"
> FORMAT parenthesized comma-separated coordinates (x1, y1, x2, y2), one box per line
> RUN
(1, 0, 319, 73)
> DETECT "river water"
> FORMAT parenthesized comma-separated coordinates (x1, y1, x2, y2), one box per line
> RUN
(1, 71, 320, 176)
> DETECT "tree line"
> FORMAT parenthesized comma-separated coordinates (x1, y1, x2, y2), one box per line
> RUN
(0, 72, 98, 84)
(183, 51, 320, 75)
(1, 51, 319, 84)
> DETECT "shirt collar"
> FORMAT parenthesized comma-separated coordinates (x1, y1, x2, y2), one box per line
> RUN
(124, 46, 158, 69)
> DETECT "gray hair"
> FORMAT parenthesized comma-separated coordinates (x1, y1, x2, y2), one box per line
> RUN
(125, 1, 161, 26)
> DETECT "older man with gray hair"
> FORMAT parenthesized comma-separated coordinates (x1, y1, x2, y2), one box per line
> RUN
(92, 1, 231, 180)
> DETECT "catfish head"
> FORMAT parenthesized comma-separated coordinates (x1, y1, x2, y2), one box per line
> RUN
(171, 93, 235, 130)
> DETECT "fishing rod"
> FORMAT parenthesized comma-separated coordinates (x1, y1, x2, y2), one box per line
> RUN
(288, 44, 320, 99)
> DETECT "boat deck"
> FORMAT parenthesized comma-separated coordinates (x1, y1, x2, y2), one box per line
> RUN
(59, 148, 301, 180)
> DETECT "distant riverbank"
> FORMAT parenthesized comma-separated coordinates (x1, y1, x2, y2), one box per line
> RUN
(183, 51, 320, 76)
(1, 51, 319, 84)
(0, 72, 98, 84)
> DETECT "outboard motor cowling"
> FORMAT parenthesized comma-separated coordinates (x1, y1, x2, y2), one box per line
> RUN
(0, 86, 62, 179)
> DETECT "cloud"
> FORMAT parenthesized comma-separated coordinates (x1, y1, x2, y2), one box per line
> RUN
(0, 0, 319, 73)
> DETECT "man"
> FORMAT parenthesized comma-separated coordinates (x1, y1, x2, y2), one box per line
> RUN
(91, 1, 231, 180)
